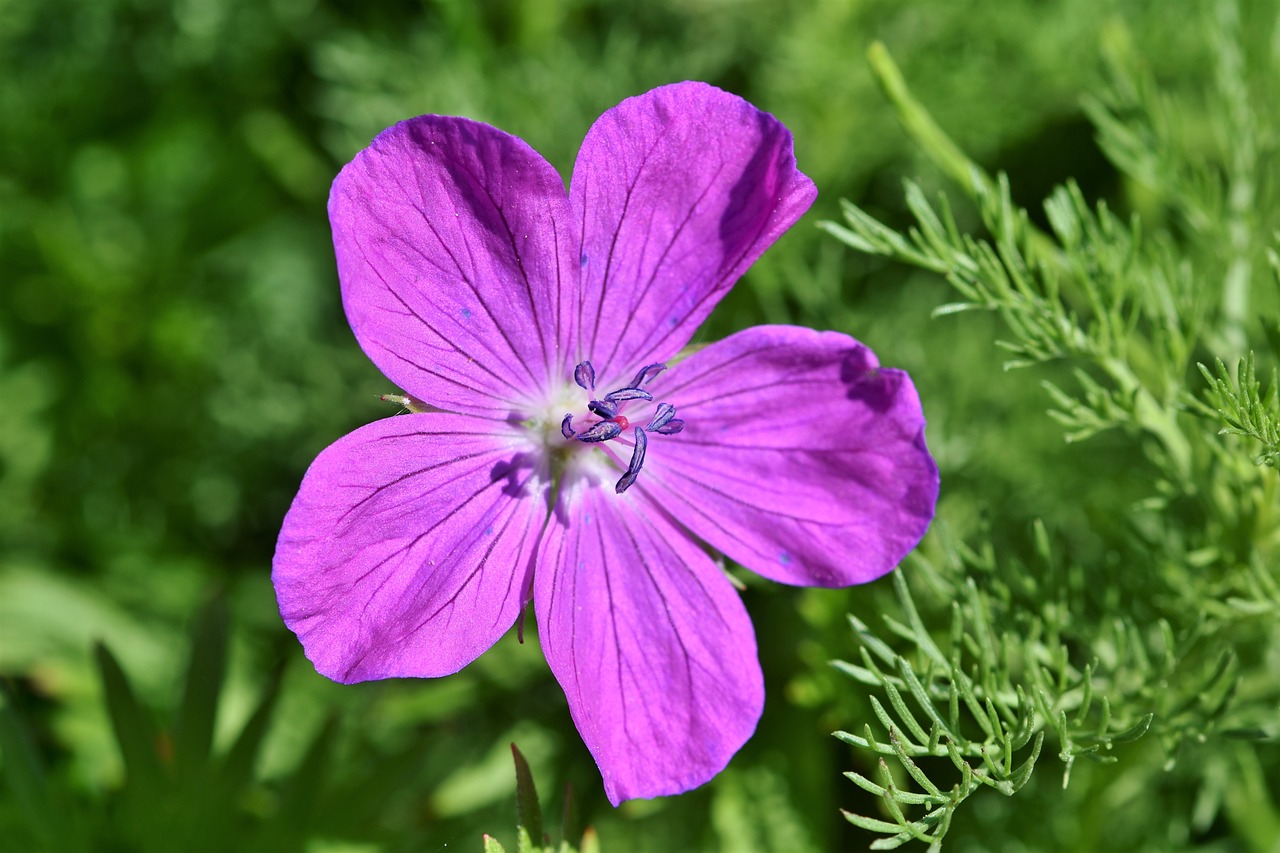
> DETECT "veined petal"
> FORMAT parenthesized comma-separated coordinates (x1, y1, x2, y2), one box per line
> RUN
(331, 117, 577, 415)
(570, 82, 816, 384)
(642, 325, 939, 587)
(273, 413, 546, 682)
(535, 486, 763, 804)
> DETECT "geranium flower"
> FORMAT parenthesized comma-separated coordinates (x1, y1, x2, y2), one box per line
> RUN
(273, 82, 938, 804)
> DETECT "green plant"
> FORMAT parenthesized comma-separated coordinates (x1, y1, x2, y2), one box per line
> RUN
(823, 11, 1280, 847)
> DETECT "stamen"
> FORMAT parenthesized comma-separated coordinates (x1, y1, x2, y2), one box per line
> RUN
(588, 398, 619, 418)
(574, 361, 596, 392)
(631, 363, 666, 387)
(647, 402, 677, 431)
(576, 420, 623, 443)
(615, 427, 648, 494)
(604, 387, 653, 404)
(561, 358, 678, 493)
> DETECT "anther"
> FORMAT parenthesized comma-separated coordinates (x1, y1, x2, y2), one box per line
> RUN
(588, 399, 619, 419)
(604, 387, 653, 404)
(647, 402, 677, 431)
(647, 402, 683, 434)
(576, 420, 623, 443)
(574, 361, 596, 392)
(560, 414, 576, 439)
(615, 427, 648, 494)
(631, 363, 666, 387)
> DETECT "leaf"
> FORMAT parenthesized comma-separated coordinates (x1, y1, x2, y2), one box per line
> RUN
(511, 742, 544, 852)
(841, 809, 913, 835)
(95, 641, 165, 794)
(287, 713, 338, 810)
(559, 782, 581, 852)
(218, 661, 284, 789)
(255, 713, 338, 850)
(1107, 713, 1154, 745)
(173, 593, 230, 780)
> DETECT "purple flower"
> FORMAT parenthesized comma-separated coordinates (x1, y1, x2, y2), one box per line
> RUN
(273, 82, 939, 804)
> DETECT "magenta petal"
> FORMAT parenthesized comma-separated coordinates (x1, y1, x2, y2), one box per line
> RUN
(273, 414, 546, 682)
(331, 117, 577, 415)
(535, 486, 764, 804)
(570, 82, 817, 383)
(643, 325, 939, 587)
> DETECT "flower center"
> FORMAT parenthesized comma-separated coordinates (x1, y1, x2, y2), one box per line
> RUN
(559, 360, 684, 494)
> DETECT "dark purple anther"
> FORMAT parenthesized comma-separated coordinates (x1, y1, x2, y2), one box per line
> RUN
(631, 363, 666, 387)
(647, 403, 677, 431)
(588, 398, 619, 419)
(561, 414, 576, 439)
(615, 427, 648, 494)
(653, 419, 684, 435)
(574, 361, 596, 392)
(577, 420, 623, 443)
(604, 387, 653, 404)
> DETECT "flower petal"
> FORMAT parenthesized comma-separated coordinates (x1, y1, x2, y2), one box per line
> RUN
(331, 117, 577, 415)
(273, 413, 546, 682)
(535, 485, 763, 804)
(570, 82, 816, 383)
(642, 325, 939, 587)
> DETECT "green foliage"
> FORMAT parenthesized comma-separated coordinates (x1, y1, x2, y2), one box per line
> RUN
(3, 596, 345, 851)
(1199, 354, 1280, 467)
(2, 594, 553, 852)
(823, 10, 1280, 848)
(4, 0, 1280, 850)
(482, 743, 599, 853)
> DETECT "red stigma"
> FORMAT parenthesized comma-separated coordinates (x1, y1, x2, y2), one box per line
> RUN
(611, 415, 630, 431)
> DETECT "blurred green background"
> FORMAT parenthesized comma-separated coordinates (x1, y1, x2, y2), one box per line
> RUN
(0, 0, 1245, 849)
